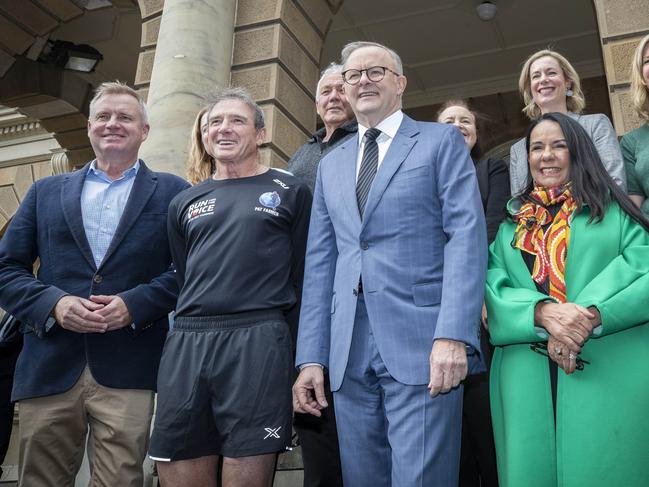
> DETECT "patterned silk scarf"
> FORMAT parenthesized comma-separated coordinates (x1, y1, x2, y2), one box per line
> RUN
(511, 185, 577, 303)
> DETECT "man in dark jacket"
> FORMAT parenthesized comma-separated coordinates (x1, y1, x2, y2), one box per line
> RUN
(288, 63, 357, 193)
(0, 81, 189, 487)
(287, 63, 356, 487)
(0, 311, 21, 479)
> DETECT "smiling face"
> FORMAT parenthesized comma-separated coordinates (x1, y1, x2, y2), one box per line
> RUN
(316, 72, 354, 130)
(529, 55, 570, 114)
(343, 46, 407, 127)
(87, 93, 149, 163)
(207, 98, 265, 165)
(438, 105, 477, 150)
(528, 120, 571, 188)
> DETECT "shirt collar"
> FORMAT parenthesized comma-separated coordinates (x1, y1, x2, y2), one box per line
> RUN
(310, 120, 358, 144)
(357, 110, 403, 145)
(88, 159, 140, 183)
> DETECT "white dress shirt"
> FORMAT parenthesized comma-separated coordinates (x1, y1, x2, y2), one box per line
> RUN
(355, 109, 404, 180)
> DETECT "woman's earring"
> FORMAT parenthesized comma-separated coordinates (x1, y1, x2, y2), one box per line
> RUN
(566, 88, 574, 97)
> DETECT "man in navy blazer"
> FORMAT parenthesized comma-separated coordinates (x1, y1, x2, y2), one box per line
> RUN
(0, 81, 189, 487)
(293, 42, 487, 486)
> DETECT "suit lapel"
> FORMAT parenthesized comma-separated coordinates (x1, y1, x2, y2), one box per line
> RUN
(337, 135, 362, 228)
(361, 116, 419, 226)
(99, 161, 157, 269)
(61, 164, 96, 270)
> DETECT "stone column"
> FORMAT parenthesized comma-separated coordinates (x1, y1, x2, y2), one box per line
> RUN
(231, 0, 342, 168)
(593, 0, 649, 135)
(138, 0, 236, 177)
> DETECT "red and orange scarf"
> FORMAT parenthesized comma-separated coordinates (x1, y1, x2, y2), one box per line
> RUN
(512, 185, 577, 303)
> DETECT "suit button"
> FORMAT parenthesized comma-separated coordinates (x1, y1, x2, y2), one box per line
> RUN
(93, 274, 103, 284)
(361, 241, 369, 250)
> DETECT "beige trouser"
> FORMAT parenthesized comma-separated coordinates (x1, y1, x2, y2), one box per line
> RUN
(17, 366, 154, 487)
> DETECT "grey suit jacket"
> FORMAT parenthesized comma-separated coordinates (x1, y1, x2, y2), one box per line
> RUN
(509, 112, 626, 195)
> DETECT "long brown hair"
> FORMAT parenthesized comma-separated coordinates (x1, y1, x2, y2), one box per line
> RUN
(186, 106, 214, 184)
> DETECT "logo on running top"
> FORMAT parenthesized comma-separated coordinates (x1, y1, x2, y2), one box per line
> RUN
(187, 197, 216, 222)
(259, 191, 281, 209)
(255, 191, 280, 216)
(273, 178, 289, 189)
(263, 426, 282, 439)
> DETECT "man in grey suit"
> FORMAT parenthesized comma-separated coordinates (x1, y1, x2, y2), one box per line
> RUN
(292, 41, 487, 486)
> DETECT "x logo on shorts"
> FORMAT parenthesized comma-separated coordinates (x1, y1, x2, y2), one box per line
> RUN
(264, 427, 282, 439)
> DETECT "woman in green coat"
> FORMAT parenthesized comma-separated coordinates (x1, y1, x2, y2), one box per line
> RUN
(486, 112, 649, 487)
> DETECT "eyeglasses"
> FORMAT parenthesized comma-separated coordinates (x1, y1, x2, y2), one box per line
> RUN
(342, 66, 400, 85)
(529, 342, 590, 371)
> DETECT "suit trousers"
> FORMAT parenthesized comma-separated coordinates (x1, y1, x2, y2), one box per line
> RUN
(333, 296, 463, 487)
(17, 366, 154, 487)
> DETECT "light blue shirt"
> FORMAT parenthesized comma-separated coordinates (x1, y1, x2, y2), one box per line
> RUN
(81, 160, 140, 268)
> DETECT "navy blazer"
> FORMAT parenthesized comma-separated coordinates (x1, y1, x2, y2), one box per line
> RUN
(0, 161, 189, 401)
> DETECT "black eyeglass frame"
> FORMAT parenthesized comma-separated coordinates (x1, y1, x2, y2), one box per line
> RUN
(529, 342, 590, 371)
(342, 66, 401, 85)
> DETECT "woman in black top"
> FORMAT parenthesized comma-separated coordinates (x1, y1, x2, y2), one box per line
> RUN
(437, 100, 510, 242)
(437, 99, 510, 487)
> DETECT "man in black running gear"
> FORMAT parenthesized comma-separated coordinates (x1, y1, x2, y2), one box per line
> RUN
(149, 87, 311, 487)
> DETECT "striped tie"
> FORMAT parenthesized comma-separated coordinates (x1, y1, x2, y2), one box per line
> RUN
(356, 128, 381, 218)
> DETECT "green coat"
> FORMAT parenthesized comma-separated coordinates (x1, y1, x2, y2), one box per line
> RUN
(486, 200, 649, 487)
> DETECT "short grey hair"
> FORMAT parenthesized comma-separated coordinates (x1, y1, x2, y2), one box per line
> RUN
(315, 63, 344, 100)
(207, 86, 265, 130)
(340, 41, 403, 75)
(89, 81, 148, 124)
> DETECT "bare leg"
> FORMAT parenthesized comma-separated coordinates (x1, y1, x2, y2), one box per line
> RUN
(157, 455, 218, 487)
(222, 453, 277, 487)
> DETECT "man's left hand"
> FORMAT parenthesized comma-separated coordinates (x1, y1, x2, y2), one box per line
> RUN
(90, 295, 133, 331)
(428, 338, 468, 397)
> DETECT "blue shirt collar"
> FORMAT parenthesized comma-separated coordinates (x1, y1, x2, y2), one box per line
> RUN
(87, 159, 140, 183)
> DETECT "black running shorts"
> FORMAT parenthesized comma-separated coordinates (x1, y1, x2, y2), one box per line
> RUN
(149, 310, 293, 461)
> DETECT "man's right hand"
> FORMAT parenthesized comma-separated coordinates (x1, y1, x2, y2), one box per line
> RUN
(53, 296, 108, 333)
(292, 365, 328, 417)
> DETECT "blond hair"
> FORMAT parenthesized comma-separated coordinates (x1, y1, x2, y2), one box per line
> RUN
(630, 34, 649, 121)
(518, 49, 585, 120)
(89, 81, 148, 124)
(186, 106, 214, 184)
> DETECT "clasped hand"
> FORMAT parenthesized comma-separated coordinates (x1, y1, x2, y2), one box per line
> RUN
(535, 302, 599, 374)
(53, 294, 133, 333)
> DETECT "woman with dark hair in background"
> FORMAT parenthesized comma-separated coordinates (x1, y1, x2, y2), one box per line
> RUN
(621, 34, 649, 215)
(437, 99, 509, 487)
(487, 112, 649, 487)
(437, 99, 510, 242)
(509, 49, 625, 195)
